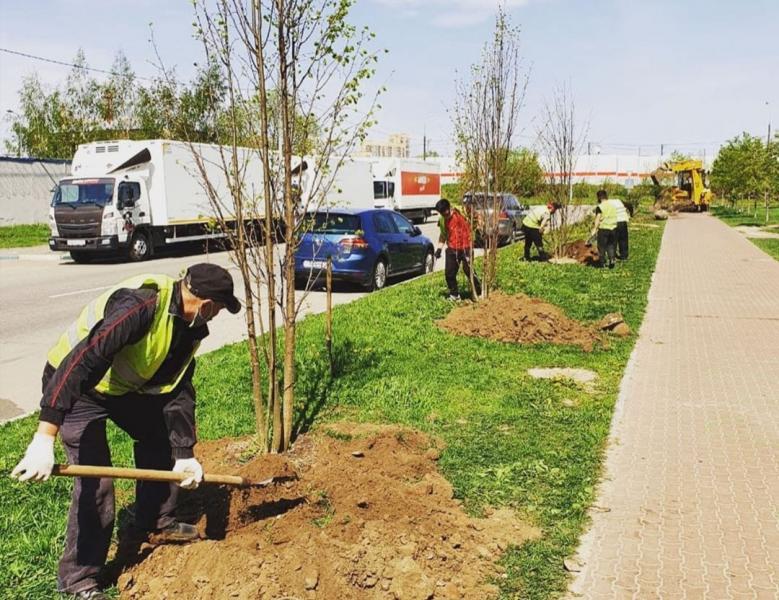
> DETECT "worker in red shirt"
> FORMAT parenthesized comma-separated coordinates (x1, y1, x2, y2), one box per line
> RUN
(435, 199, 482, 300)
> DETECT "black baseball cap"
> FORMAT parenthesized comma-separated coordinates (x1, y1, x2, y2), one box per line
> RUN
(184, 263, 241, 314)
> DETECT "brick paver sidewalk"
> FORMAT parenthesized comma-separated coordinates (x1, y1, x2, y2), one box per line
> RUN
(569, 214, 779, 599)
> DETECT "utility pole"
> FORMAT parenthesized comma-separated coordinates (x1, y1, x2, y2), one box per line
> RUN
(422, 125, 427, 161)
(660, 143, 664, 156)
(765, 101, 772, 225)
(587, 141, 591, 155)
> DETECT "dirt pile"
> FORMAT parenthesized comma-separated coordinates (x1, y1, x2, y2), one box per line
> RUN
(559, 240, 599, 265)
(117, 424, 538, 600)
(437, 292, 600, 351)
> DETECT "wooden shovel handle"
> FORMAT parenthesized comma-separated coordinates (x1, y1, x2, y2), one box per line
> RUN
(52, 464, 249, 487)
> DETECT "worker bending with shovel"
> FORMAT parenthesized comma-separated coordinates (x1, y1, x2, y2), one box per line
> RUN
(521, 202, 560, 261)
(10, 263, 240, 599)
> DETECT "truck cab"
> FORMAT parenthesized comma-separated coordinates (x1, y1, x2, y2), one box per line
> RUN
(49, 174, 151, 262)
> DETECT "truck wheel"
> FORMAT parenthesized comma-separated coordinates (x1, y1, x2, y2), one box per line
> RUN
(70, 251, 93, 264)
(128, 231, 151, 262)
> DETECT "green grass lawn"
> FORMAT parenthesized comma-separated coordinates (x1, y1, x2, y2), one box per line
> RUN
(711, 202, 779, 227)
(750, 238, 779, 260)
(712, 203, 779, 260)
(0, 221, 664, 599)
(0, 224, 51, 249)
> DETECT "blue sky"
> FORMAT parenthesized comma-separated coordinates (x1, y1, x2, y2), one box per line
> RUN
(1, 0, 777, 157)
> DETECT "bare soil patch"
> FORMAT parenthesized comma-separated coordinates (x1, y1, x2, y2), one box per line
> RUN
(559, 240, 599, 265)
(437, 292, 601, 351)
(117, 424, 538, 599)
(527, 367, 598, 389)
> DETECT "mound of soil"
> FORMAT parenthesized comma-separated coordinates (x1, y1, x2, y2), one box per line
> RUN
(437, 292, 600, 352)
(559, 240, 599, 265)
(117, 424, 538, 599)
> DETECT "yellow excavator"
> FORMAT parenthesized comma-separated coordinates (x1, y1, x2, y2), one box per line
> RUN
(650, 159, 713, 212)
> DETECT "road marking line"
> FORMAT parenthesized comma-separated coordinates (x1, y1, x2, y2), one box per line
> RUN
(49, 285, 112, 299)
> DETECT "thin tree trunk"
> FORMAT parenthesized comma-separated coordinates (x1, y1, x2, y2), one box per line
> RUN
(326, 257, 333, 375)
(277, 0, 296, 451)
(221, 0, 266, 448)
(251, 0, 279, 452)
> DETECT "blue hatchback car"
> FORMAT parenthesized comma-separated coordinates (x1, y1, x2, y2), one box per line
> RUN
(295, 208, 435, 291)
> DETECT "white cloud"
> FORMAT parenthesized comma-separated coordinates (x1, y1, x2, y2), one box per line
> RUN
(373, 0, 537, 28)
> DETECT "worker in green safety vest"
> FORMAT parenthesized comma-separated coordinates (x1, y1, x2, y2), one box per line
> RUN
(521, 202, 560, 261)
(10, 263, 241, 599)
(608, 197, 631, 260)
(591, 190, 619, 268)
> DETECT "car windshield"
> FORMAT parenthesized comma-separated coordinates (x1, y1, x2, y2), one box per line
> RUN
(309, 212, 362, 234)
(53, 178, 115, 207)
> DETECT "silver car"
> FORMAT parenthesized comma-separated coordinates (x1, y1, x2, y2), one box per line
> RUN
(462, 192, 529, 246)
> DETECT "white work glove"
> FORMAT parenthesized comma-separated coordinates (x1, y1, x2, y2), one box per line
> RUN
(172, 457, 203, 489)
(10, 433, 56, 482)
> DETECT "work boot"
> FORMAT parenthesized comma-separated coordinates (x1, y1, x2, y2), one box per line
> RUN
(148, 520, 200, 543)
(74, 589, 110, 600)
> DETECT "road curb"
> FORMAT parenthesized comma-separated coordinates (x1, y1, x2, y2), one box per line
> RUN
(0, 253, 70, 262)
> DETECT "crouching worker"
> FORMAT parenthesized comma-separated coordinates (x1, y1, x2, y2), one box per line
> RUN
(435, 198, 482, 300)
(521, 202, 560, 261)
(10, 263, 241, 599)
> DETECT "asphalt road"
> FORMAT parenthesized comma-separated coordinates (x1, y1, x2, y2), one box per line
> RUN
(0, 221, 447, 421)
(0, 205, 592, 422)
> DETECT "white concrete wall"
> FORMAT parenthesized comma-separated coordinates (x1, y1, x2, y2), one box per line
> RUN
(0, 158, 71, 225)
(435, 154, 714, 188)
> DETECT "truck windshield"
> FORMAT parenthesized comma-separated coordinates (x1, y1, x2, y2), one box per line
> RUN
(53, 178, 115, 207)
(310, 212, 362, 234)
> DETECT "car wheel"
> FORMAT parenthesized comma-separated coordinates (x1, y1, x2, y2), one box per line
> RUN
(421, 250, 434, 275)
(368, 258, 388, 291)
(69, 251, 93, 264)
(128, 230, 151, 262)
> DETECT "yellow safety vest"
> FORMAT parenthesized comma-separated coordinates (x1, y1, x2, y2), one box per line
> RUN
(47, 274, 198, 396)
(522, 205, 548, 229)
(597, 201, 618, 230)
(608, 199, 629, 223)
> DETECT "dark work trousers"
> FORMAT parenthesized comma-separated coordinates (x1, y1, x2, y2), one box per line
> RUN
(55, 391, 179, 593)
(597, 228, 617, 267)
(445, 248, 481, 297)
(522, 225, 544, 260)
(615, 221, 629, 259)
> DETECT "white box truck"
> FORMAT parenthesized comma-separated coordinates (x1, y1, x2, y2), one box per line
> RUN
(48, 139, 266, 262)
(294, 157, 376, 211)
(364, 158, 442, 223)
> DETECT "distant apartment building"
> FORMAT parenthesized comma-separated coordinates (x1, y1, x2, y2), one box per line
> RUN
(355, 133, 410, 158)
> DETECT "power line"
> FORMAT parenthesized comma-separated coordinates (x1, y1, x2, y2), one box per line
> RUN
(0, 47, 154, 81)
